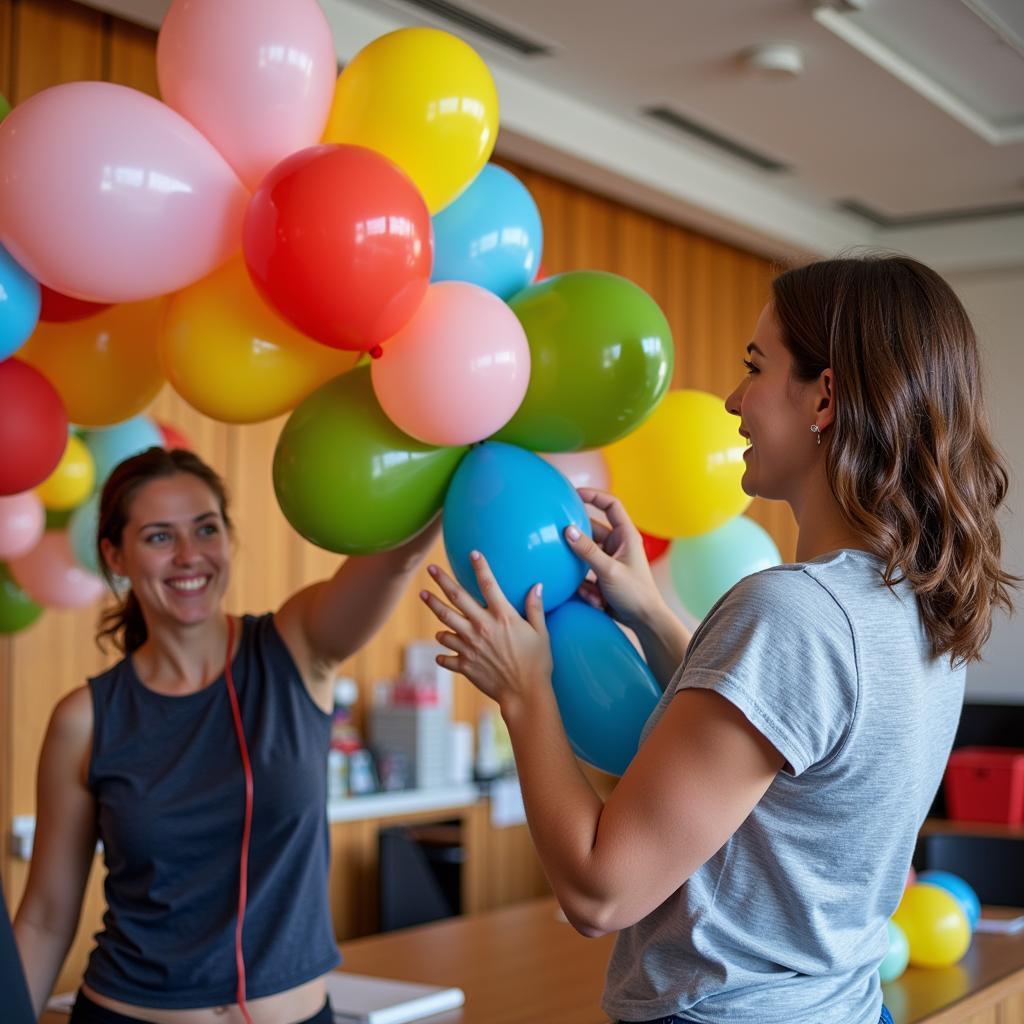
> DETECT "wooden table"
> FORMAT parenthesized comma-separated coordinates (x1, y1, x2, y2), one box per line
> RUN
(40, 899, 1024, 1023)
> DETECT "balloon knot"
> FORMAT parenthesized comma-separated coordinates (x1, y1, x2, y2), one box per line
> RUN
(369, 345, 384, 360)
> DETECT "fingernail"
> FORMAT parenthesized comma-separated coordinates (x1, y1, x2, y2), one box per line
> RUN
(534, 583, 543, 597)
(427, 564, 439, 576)
(419, 590, 429, 601)
(566, 525, 581, 541)
(470, 550, 481, 562)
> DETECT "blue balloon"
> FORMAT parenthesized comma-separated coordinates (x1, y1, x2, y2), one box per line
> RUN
(0, 245, 41, 360)
(84, 416, 163, 487)
(443, 441, 590, 614)
(431, 164, 543, 300)
(68, 492, 101, 576)
(918, 870, 981, 930)
(548, 599, 662, 776)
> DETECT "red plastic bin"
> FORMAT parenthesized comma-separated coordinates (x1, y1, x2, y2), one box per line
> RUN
(944, 746, 1024, 826)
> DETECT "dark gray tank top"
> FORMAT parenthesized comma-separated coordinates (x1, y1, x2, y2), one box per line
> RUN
(84, 613, 340, 1008)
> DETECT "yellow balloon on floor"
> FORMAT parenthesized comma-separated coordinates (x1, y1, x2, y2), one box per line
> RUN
(20, 300, 165, 427)
(604, 389, 750, 539)
(323, 27, 498, 213)
(892, 883, 971, 968)
(34, 434, 94, 510)
(159, 258, 360, 424)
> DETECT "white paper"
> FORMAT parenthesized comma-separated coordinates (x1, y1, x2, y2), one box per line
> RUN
(327, 971, 465, 1024)
(976, 914, 1024, 935)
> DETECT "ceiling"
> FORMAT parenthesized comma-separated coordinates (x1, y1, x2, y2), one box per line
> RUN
(76, 0, 1024, 272)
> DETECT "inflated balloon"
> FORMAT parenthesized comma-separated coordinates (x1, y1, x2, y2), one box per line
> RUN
(892, 883, 971, 968)
(0, 93, 9, 121)
(879, 920, 910, 983)
(0, 492, 45, 560)
(35, 434, 95, 511)
(244, 144, 432, 352)
(650, 555, 700, 634)
(668, 516, 781, 619)
(161, 258, 359, 424)
(431, 164, 542, 299)
(493, 272, 674, 451)
(10, 530, 105, 609)
(158, 0, 336, 191)
(605, 389, 749, 539)
(371, 282, 530, 446)
(68, 493, 101, 576)
(273, 366, 466, 555)
(0, 245, 40, 360)
(0, 359, 68, 496)
(0, 562, 44, 634)
(39, 284, 110, 323)
(20, 300, 165, 427)
(157, 422, 193, 452)
(547, 599, 661, 776)
(323, 28, 498, 213)
(442, 442, 591, 614)
(84, 417, 163, 487)
(641, 532, 671, 564)
(0, 81, 247, 302)
(918, 871, 981, 931)
(540, 451, 610, 492)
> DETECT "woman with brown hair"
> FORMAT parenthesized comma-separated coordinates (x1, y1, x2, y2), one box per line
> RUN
(15, 446, 439, 1024)
(421, 254, 1016, 1023)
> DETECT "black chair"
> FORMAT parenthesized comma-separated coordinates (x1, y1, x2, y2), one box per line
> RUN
(914, 832, 1024, 907)
(378, 821, 464, 932)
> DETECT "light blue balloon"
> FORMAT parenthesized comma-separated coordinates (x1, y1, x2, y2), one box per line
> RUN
(879, 919, 910, 982)
(668, 515, 781, 619)
(442, 441, 590, 614)
(68, 492, 101, 576)
(548, 599, 661, 776)
(431, 164, 543, 300)
(84, 416, 163, 486)
(0, 245, 41, 360)
(918, 870, 981, 930)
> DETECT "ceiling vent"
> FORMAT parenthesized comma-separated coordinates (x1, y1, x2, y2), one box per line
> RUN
(838, 198, 1024, 227)
(389, 0, 551, 56)
(642, 106, 789, 173)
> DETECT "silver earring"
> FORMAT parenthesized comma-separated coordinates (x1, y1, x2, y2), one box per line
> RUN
(810, 424, 822, 446)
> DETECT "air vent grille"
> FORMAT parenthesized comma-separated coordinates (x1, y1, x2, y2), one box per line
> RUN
(391, 0, 551, 56)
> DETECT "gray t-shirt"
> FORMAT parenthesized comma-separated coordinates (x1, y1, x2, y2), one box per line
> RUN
(603, 550, 965, 1024)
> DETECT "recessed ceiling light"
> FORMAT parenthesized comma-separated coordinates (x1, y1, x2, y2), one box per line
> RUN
(739, 43, 806, 77)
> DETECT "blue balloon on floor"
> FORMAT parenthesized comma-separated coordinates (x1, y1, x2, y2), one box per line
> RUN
(918, 870, 981, 930)
(547, 599, 662, 776)
(431, 164, 543, 300)
(443, 441, 591, 614)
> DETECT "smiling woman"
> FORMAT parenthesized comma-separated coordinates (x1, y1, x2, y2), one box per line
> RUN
(13, 447, 442, 1024)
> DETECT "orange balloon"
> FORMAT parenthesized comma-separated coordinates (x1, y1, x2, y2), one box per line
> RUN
(159, 258, 360, 423)
(20, 300, 165, 427)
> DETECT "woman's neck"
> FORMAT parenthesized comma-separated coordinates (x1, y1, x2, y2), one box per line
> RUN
(132, 612, 232, 695)
(791, 469, 871, 563)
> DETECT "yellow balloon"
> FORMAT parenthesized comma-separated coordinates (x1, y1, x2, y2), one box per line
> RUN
(892, 883, 971, 969)
(20, 301, 165, 427)
(160, 258, 360, 424)
(34, 434, 95, 511)
(604, 389, 750, 539)
(323, 27, 499, 213)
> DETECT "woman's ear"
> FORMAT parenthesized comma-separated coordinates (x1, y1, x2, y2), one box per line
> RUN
(815, 368, 836, 430)
(100, 538, 123, 578)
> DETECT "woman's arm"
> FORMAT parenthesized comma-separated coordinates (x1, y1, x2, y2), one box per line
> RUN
(422, 556, 782, 937)
(14, 687, 98, 1017)
(275, 516, 442, 697)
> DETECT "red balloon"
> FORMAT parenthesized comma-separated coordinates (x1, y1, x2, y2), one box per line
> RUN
(641, 531, 670, 564)
(157, 421, 193, 451)
(243, 144, 432, 353)
(0, 359, 69, 495)
(38, 284, 111, 323)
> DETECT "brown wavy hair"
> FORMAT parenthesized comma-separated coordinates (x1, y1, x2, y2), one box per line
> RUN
(772, 254, 1016, 666)
(96, 447, 233, 654)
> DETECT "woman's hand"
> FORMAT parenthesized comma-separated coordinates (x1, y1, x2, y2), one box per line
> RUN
(420, 552, 553, 719)
(568, 488, 666, 630)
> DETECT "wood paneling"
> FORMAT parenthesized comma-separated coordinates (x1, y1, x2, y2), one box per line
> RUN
(0, 0, 794, 993)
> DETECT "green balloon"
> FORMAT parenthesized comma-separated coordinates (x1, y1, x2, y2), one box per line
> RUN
(493, 271, 674, 451)
(0, 94, 10, 123)
(0, 563, 44, 634)
(45, 506, 74, 530)
(273, 366, 467, 555)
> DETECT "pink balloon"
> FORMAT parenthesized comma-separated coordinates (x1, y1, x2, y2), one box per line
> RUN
(0, 491, 45, 560)
(0, 82, 249, 303)
(541, 451, 610, 491)
(158, 0, 337, 191)
(10, 530, 105, 609)
(371, 282, 530, 446)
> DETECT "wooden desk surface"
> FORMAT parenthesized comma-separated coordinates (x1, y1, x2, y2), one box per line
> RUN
(39, 900, 1024, 1024)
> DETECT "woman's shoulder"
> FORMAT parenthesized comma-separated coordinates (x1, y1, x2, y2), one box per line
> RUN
(47, 685, 94, 748)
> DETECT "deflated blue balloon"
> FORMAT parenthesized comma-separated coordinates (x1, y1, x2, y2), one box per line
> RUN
(431, 164, 543, 300)
(0, 245, 41, 360)
(548, 599, 662, 776)
(443, 441, 590, 614)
